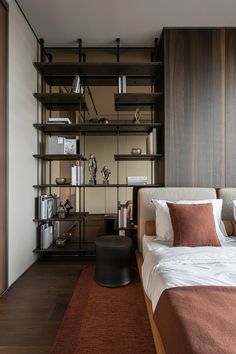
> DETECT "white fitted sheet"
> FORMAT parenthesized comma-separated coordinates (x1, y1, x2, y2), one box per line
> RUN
(142, 235, 172, 258)
(142, 237, 236, 311)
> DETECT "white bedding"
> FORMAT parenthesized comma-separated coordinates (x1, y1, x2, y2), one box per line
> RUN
(142, 238, 236, 311)
(142, 235, 172, 258)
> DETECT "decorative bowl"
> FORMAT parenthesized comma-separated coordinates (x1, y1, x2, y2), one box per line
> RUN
(55, 178, 66, 185)
(131, 148, 142, 155)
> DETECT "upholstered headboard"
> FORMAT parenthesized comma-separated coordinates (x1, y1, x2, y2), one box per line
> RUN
(218, 188, 236, 220)
(137, 187, 217, 252)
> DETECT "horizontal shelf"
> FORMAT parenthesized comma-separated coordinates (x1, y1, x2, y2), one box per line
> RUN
(33, 242, 96, 255)
(33, 93, 87, 111)
(33, 212, 89, 222)
(43, 76, 156, 87)
(33, 121, 163, 136)
(33, 154, 87, 161)
(33, 184, 163, 188)
(114, 154, 162, 161)
(34, 62, 163, 77)
(115, 93, 163, 111)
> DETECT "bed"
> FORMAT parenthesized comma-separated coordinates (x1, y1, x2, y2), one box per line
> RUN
(137, 187, 236, 354)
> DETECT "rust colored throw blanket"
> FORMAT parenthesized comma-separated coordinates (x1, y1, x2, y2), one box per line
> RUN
(154, 286, 236, 354)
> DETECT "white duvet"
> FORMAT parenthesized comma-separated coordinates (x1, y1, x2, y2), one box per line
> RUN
(142, 240, 236, 311)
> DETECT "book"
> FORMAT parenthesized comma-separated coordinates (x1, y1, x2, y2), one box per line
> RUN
(127, 176, 148, 185)
(48, 117, 72, 124)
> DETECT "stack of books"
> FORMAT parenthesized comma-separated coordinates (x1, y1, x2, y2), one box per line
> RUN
(127, 176, 148, 185)
(47, 118, 72, 124)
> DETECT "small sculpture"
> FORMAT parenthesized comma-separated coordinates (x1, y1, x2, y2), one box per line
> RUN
(57, 201, 66, 219)
(101, 166, 111, 185)
(133, 108, 141, 124)
(88, 154, 97, 184)
(64, 199, 73, 215)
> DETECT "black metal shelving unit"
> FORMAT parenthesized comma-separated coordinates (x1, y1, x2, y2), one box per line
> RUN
(33, 39, 164, 255)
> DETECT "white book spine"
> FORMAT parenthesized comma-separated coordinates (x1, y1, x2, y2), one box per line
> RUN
(40, 197, 47, 219)
(77, 166, 84, 185)
(122, 75, 126, 93)
(152, 128, 157, 154)
(71, 165, 77, 185)
(118, 76, 122, 94)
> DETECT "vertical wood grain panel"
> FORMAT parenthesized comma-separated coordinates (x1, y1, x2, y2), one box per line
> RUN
(164, 28, 226, 187)
(0, 1, 7, 293)
(226, 29, 236, 187)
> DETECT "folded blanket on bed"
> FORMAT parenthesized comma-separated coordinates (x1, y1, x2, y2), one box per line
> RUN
(154, 286, 236, 354)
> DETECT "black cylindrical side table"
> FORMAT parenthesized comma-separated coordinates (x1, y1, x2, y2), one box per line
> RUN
(95, 235, 133, 287)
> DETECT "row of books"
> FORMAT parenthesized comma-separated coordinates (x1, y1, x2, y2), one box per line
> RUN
(71, 164, 84, 185)
(36, 194, 58, 220)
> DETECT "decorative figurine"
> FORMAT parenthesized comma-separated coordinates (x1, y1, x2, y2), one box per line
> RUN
(88, 154, 97, 184)
(57, 201, 66, 219)
(133, 108, 141, 124)
(101, 166, 111, 185)
(64, 199, 73, 215)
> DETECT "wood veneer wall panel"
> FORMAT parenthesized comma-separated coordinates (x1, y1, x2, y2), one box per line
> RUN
(226, 29, 236, 187)
(0, 1, 7, 293)
(164, 29, 226, 187)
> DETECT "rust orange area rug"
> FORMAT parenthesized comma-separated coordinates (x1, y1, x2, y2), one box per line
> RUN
(51, 265, 156, 354)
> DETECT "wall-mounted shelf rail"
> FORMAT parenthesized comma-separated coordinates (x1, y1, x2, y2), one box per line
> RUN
(114, 154, 162, 161)
(33, 212, 88, 222)
(33, 61, 163, 76)
(33, 154, 87, 161)
(33, 122, 163, 135)
(33, 184, 163, 188)
(114, 93, 163, 110)
(33, 93, 87, 111)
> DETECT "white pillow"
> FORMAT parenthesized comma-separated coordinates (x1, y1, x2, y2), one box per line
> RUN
(152, 199, 226, 243)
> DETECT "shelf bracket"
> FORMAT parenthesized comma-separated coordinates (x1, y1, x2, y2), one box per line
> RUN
(116, 38, 120, 63)
(154, 37, 159, 61)
(39, 38, 45, 62)
(78, 38, 82, 63)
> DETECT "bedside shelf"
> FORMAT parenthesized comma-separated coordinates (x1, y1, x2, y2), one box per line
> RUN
(114, 154, 162, 161)
(115, 93, 163, 111)
(33, 93, 87, 111)
(33, 154, 87, 161)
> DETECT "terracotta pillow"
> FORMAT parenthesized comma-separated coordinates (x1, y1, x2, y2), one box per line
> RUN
(167, 203, 221, 247)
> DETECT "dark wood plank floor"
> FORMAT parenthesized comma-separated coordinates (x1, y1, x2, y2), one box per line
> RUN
(0, 258, 91, 354)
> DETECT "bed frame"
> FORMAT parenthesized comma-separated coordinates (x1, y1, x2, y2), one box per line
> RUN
(136, 251, 166, 354)
(136, 187, 219, 354)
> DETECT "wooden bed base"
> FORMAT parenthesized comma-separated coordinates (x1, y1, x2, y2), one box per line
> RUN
(136, 251, 166, 354)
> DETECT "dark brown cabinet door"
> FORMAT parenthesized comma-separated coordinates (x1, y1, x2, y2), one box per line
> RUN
(0, 1, 7, 293)
(226, 29, 236, 187)
(164, 28, 226, 187)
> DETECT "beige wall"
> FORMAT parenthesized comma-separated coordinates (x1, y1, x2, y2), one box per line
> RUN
(7, 0, 38, 285)
(0, 1, 7, 293)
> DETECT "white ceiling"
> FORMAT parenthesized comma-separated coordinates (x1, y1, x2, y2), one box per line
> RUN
(17, 0, 236, 47)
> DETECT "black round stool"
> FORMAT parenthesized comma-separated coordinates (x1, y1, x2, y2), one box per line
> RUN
(95, 235, 133, 287)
